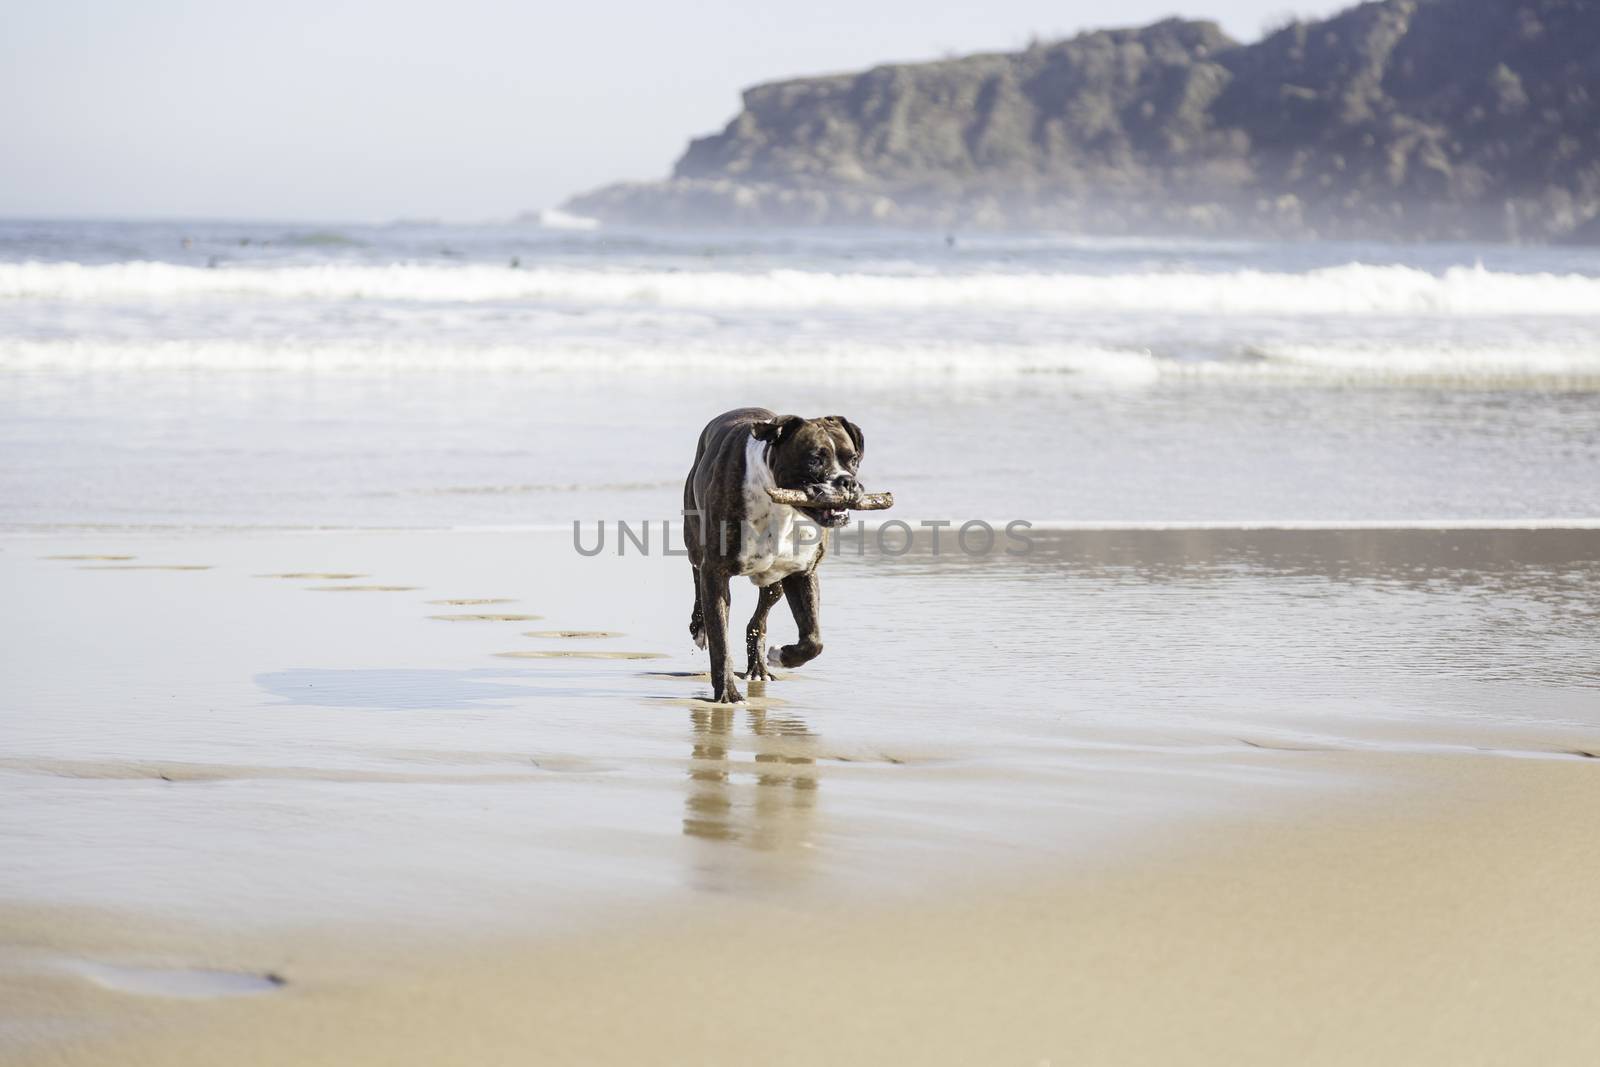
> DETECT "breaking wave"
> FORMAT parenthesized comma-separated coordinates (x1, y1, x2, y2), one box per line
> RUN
(0, 337, 1163, 380)
(531, 208, 601, 231)
(5, 260, 1600, 315)
(7, 336, 1598, 385)
(1237, 341, 1600, 382)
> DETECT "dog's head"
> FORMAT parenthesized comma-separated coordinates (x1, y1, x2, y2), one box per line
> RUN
(752, 414, 865, 528)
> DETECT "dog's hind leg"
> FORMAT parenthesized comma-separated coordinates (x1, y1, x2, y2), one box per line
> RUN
(688, 564, 707, 650)
(744, 582, 783, 681)
(697, 567, 742, 704)
(769, 569, 824, 670)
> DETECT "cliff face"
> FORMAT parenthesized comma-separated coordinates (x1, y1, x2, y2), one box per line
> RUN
(568, 0, 1600, 241)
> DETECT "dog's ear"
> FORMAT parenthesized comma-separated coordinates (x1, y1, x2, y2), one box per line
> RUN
(827, 416, 865, 463)
(751, 414, 803, 445)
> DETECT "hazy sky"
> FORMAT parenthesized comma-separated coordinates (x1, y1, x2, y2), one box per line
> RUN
(1, 0, 1349, 222)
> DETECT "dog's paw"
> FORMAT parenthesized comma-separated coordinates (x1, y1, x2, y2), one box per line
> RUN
(766, 647, 784, 670)
(692, 628, 707, 651)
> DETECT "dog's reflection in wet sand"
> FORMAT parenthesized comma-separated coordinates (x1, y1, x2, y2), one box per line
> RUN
(682, 700, 818, 879)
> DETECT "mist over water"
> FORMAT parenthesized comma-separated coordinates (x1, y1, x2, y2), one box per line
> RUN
(3, 218, 1599, 527)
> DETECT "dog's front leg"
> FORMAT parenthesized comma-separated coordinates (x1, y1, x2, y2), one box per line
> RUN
(744, 582, 783, 681)
(697, 567, 743, 703)
(769, 570, 824, 670)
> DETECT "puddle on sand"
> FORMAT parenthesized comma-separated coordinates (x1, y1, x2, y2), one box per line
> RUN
(431, 613, 542, 622)
(257, 572, 368, 580)
(257, 667, 542, 711)
(522, 630, 623, 639)
(308, 584, 420, 592)
(427, 597, 518, 605)
(78, 564, 212, 571)
(495, 649, 665, 660)
(66, 960, 286, 999)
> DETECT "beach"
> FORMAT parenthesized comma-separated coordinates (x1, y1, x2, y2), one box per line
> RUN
(12, 755, 1600, 1066)
(4, 220, 1600, 1062)
(5, 523, 1600, 1063)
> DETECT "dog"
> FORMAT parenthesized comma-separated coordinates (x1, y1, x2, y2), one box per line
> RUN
(683, 408, 865, 704)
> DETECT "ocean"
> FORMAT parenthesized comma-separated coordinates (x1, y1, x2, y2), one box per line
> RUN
(3, 217, 1599, 530)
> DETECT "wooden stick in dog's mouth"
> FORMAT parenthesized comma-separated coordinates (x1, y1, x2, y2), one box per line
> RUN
(765, 487, 895, 511)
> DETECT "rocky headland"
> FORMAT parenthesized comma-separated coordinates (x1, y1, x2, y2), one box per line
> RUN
(567, 0, 1600, 241)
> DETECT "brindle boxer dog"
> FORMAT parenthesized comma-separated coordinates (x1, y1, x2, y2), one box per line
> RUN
(684, 407, 865, 704)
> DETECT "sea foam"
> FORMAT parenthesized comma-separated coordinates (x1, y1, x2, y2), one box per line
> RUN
(5, 260, 1600, 315)
(0, 337, 1160, 380)
(6, 336, 1598, 385)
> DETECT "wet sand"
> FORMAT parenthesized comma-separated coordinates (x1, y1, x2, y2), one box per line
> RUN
(8, 751, 1600, 1065)
(3, 526, 1599, 1063)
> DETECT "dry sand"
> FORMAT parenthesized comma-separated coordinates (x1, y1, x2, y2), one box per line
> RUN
(6, 750, 1599, 1066)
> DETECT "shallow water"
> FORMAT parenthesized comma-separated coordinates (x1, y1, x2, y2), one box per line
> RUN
(4, 527, 1596, 931)
(62, 961, 283, 999)
(5, 374, 1600, 528)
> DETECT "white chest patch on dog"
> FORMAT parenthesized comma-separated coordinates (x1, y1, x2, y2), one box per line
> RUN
(738, 433, 822, 587)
